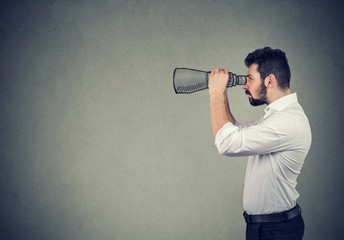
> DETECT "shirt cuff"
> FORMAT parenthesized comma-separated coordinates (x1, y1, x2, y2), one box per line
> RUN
(215, 122, 239, 147)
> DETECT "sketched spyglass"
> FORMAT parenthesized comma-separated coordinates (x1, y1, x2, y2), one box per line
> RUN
(173, 68, 247, 94)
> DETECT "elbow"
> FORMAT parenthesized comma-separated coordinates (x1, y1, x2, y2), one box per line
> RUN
(216, 141, 246, 157)
(217, 144, 227, 156)
(216, 143, 234, 156)
(214, 127, 241, 157)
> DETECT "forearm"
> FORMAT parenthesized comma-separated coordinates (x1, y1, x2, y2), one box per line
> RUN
(210, 92, 236, 137)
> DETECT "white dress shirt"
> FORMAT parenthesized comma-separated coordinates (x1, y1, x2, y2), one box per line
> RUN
(215, 93, 312, 215)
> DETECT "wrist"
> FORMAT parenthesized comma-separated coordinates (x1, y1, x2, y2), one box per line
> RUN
(209, 90, 227, 100)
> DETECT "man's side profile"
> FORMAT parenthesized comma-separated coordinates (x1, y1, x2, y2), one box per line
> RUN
(208, 47, 312, 240)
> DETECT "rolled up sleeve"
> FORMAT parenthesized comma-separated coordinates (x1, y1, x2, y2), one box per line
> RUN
(214, 122, 239, 154)
(214, 115, 290, 157)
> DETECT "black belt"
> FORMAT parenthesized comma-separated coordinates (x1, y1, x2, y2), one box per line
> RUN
(243, 204, 302, 224)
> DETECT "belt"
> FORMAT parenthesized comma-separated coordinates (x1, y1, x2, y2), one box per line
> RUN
(243, 204, 302, 224)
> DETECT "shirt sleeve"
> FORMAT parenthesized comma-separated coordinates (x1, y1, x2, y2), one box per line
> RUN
(235, 117, 261, 129)
(214, 114, 293, 157)
(215, 122, 239, 147)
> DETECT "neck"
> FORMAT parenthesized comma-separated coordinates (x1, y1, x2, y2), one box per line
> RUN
(267, 88, 291, 105)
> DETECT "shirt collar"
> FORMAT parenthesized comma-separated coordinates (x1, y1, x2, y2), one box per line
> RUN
(264, 93, 298, 114)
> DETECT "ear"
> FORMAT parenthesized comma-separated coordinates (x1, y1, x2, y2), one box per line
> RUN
(265, 74, 277, 89)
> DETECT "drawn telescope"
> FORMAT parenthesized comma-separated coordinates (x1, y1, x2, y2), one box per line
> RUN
(173, 68, 247, 94)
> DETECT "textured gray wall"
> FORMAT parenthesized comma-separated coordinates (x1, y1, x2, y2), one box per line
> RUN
(1, 0, 343, 239)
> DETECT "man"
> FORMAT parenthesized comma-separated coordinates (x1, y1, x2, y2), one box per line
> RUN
(208, 47, 312, 240)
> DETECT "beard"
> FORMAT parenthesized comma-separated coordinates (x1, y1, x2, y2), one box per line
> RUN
(246, 82, 267, 106)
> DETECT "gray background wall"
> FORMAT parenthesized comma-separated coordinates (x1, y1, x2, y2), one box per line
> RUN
(1, 0, 343, 239)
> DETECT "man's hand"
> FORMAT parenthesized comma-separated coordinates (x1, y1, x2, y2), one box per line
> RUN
(208, 68, 230, 95)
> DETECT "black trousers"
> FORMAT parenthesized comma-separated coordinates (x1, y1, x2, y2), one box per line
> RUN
(246, 214, 304, 240)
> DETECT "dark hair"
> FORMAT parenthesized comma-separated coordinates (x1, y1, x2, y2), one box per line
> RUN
(244, 47, 291, 90)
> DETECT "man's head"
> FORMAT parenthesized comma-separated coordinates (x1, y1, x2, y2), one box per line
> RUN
(243, 47, 291, 106)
